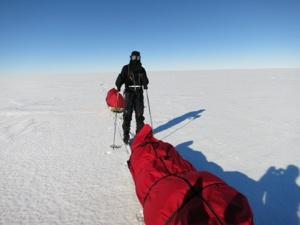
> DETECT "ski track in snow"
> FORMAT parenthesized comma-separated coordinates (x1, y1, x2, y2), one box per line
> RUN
(0, 70, 299, 225)
(0, 117, 35, 141)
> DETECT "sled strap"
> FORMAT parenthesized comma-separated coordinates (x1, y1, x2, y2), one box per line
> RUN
(164, 176, 225, 225)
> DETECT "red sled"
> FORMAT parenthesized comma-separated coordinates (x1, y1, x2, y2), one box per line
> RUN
(128, 125, 254, 225)
(106, 88, 125, 113)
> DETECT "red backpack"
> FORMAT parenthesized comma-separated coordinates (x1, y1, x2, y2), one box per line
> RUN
(105, 88, 125, 113)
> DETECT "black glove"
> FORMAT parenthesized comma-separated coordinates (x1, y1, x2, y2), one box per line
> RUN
(144, 85, 148, 90)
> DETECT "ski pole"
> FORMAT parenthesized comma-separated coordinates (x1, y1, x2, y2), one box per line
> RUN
(111, 91, 120, 149)
(111, 111, 118, 148)
(145, 89, 153, 127)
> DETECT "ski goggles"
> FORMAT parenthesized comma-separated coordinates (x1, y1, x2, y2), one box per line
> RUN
(130, 55, 141, 61)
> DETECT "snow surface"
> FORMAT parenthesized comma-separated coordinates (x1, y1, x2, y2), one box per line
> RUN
(0, 69, 299, 225)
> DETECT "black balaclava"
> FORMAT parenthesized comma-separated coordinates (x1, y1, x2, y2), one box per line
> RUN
(129, 51, 142, 72)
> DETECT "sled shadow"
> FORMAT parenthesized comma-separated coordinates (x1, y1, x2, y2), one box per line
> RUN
(153, 109, 205, 135)
(176, 141, 300, 225)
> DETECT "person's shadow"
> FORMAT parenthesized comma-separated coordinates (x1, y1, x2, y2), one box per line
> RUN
(176, 141, 300, 225)
(153, 109, 205, 135)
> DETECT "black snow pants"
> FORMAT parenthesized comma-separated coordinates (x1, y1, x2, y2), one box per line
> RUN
(122, 90, 145, 138)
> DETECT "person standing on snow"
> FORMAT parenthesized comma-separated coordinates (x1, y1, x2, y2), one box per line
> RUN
(115, 51, 149, 144)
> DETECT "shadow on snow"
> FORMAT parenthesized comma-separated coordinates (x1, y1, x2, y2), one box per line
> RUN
(153, 109, 205, 137)
(153, 109, 300, 225)
(176, 141, 300, 225)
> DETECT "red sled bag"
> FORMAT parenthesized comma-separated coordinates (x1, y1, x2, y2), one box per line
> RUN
(106, 88, 125, 113)
(128, 125, 254, 225)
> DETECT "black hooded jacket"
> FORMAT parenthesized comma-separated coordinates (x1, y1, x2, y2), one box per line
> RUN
(115, 63, 149, 92)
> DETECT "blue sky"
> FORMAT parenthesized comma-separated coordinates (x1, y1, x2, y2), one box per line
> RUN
(0, 0, 299, 74)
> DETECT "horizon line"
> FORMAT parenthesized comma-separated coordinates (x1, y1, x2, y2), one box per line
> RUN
(1, 67, 300, 77)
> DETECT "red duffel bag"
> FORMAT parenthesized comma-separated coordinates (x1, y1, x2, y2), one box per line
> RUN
(105, 88, 125, 113)
(128, 125, 254, 225)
